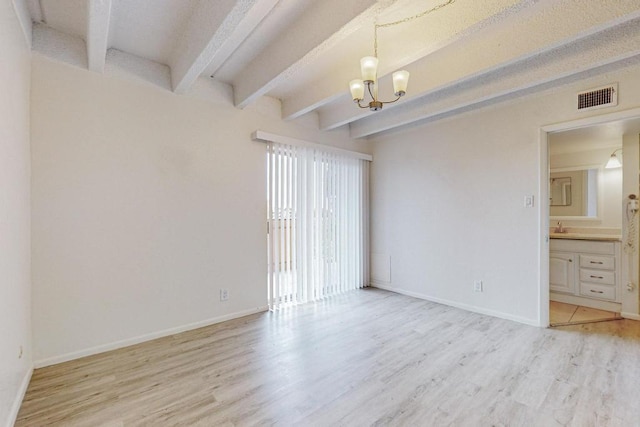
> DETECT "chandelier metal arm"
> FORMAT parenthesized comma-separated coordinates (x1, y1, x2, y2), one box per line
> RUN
(367, 82, 375, 100)
(364, 81, 401, 104)
(381, 95, 402, 105)
(355, 81, 403, 110)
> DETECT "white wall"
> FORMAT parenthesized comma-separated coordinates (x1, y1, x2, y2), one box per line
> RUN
(30, 55, 370, 365)
(0, 0, 32, 425)
(369, 63, 640, 325)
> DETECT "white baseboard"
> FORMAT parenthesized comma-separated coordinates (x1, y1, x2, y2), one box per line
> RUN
(621, 312, 640, 321)
(6, 365, 33, 427)
(34, 306, 268, 368)
(371, 282, 540, 327)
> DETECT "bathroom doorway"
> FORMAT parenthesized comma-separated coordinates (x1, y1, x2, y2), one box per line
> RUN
(539, 110, 640, 327)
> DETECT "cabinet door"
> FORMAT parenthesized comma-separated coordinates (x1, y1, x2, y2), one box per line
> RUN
(550, 252, 575, 294)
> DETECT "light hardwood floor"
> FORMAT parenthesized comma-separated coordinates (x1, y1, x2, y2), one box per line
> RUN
(17, 288, 640, 426)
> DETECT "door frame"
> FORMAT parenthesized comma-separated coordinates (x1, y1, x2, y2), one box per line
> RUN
(539, 107, 640, 327)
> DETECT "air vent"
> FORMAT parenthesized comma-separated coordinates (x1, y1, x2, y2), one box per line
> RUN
(577, 84, 617, 111)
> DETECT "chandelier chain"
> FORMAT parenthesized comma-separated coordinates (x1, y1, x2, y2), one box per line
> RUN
(373, 0, 455, 57)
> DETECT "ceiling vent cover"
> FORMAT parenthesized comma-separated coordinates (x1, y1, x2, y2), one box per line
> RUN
(577, 84, 618, 111)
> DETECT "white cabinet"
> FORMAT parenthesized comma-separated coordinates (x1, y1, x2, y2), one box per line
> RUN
(549, 253, 576, 294)
(550, 239, 620, 304)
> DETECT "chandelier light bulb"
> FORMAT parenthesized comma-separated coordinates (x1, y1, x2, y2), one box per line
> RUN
(349, 79, 365, 101)
(360, 56, 378, 83)
(392, 70, 410, 96)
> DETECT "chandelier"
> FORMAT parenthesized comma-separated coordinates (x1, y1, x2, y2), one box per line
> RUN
(349, 0, 455, 111)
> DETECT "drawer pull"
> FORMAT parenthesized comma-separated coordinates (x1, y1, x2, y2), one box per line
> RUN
(590, 261, 604, 264)
(590, 290, 605, 294)
(590, 275, 604, 279)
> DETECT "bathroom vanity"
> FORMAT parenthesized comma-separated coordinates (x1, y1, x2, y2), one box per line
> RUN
(550, 234, 622, 312)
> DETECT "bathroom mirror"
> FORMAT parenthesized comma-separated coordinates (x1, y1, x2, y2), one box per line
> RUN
(549, 166, 600, 218)
(550, 177, 571, 206)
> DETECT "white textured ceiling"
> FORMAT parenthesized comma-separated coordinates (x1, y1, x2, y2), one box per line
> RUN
(108, 0, 198, 66)
(37, 0, 86, 38)
(207, 0, 315, 83)
(23, 0, 640, 138)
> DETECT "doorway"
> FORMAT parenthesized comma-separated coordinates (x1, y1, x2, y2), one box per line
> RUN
(539, 109, 640, 327)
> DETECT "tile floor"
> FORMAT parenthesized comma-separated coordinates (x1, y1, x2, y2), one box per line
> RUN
(549, 300, 621, 326)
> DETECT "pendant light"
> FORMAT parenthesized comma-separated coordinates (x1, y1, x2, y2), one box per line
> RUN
(349, 0, 455, 111)
(605, 148, 622, 169)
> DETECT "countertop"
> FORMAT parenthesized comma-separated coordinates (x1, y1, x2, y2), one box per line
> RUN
(549, 233, 621, 241)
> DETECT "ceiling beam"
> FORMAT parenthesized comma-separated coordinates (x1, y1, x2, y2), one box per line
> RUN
(201, 0, 280, 81)
(32, 23, 87, 69)
(281, 0, 533, 121)
(282, 80, 345, 122)
(170, 0, 279, 94)
(86, 0, 112, 73)
(105, 49, 172, 92)
(317, 0, 640, 131)
(348, 18, 640, 138)
(232, 0, 386, 109)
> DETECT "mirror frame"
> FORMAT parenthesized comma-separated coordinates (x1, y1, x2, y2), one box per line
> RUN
(549, 176, 572, 206)
(549, 164, 603, 221)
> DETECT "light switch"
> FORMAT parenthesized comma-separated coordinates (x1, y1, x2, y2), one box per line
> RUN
(524, 195, 534, 208)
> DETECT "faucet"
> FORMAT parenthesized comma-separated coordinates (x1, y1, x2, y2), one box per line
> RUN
(554, 221, 564, 233)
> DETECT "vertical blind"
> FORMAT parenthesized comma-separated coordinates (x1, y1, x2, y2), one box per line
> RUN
(267, 141, 370, 310)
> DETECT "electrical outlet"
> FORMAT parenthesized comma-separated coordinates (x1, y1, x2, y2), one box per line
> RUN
(474, 280, 483, 292)
(220, 289, 229, 302)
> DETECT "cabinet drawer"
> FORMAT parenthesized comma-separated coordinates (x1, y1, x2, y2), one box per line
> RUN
(579, 268, 615, 285)
(580, 255, 615, 270)
(550, 239, 615, 254)
(580, 282, 616, 301)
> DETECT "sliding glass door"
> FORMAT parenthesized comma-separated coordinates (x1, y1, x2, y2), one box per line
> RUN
(266, 142, 369, 310)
